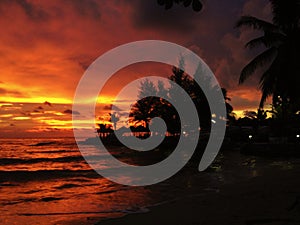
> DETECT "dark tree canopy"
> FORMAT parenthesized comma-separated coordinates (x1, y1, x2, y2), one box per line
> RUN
(157, 0, 203, 12)
(129, 58, 232, 134)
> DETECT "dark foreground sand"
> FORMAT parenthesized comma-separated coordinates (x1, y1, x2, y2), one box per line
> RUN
(97, 169, 300, 225)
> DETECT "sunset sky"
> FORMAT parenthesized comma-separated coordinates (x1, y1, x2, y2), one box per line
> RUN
(0, 0, 273, 138)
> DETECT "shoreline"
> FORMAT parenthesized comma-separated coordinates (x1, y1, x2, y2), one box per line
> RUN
(96, 168, 300, 225)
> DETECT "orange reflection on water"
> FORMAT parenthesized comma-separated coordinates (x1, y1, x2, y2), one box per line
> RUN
(0, 138, 165, 225)
(0, 175, 156, 225)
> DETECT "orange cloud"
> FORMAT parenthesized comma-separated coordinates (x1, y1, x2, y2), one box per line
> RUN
(0, 0, 273, 137)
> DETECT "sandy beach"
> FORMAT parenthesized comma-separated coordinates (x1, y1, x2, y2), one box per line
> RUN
(97, 167, 300, 225)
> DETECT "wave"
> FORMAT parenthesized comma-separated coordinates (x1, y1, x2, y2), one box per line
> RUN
(0, 169, 100, 182)
(29, 141, 58, 146)
(0, 156, 85, 165)
(26, 149, 79, 154)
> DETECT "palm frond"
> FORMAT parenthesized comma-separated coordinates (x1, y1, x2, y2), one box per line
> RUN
(270, 0, 300, 30)
(258, 47, 288, 108)
(259, 69, 275, 108)
(245, 36, 266, 49)
(236, 16, 279, 32)
(259, 92, 270, 108)
(245, 32, 285, 49)
(239, 47, 277, 84)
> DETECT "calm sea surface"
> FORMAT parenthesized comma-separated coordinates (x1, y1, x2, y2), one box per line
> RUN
(0, 138, 166, 225)
(1, 138, 300, 225)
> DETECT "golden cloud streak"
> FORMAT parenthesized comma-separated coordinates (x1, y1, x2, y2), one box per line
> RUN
(0, 114, 13, 118)
(0, 97, 72, 104)
(13, 116, 31, 120)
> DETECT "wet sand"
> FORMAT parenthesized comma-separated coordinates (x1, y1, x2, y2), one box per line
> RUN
(97, 168, 300, 225)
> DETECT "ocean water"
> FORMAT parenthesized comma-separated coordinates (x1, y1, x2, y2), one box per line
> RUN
(0, 138, 177, 225)
(1, 138, 300, 225)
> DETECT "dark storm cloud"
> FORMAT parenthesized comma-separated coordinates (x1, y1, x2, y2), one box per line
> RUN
(0, 0, 273, 117)
(68, 54, 96, 71)
(63, 109, 80, 115)
(102, 104, 122, 112)
(17, 0, 49, 20)
(130, 0, 249, 92)
(215, 0, 272, 91)
(132, 1, 202, 31)
(0, 0, 101, 21)
(67, 0, 101, 19)
(165, 0, 271, 95)
(0, 0, 49, 21)
(128, 0, 269, 107)
(0, 87, 23, 96)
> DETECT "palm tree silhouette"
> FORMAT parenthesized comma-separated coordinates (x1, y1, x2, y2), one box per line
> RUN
(236, 0, 300, 110)
(129, 79, 164, 129)
(109, 112, 119, 131)
(222, 88, 235, 122)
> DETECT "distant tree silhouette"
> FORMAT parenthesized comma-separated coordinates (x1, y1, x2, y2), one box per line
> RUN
(129, 58, 232, 134)
(222, 88, 236, 123)
(96, 123, 113, 138)
(157, 0, 203, 11)
(268, 95, 295, 122)
(243, 109, 267, 125)
(129, 79, 171, 130)
(129, 97, 156, 129)
(168, 58, 194, 132)
(169, 58, 194, 98)
(236, 0, 300, 113)
(256, 108, 268, 122)
(243, 110, 258, 120)
(129, 79, 157, 129)
(237, 109, 267, 124)
(109, 112, 119, 130)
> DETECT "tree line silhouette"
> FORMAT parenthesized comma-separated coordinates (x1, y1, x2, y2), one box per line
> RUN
(128, 58, 233, 136)
(97, 58, 232, 138)
(236, 0, 300, 138)
(97, 0, 300, 142)
(157, 0, 203, 12)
